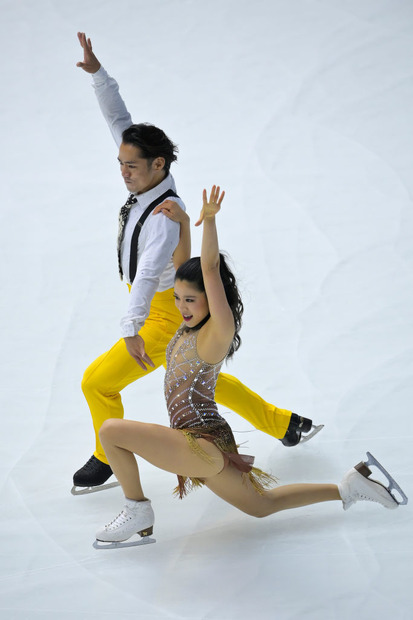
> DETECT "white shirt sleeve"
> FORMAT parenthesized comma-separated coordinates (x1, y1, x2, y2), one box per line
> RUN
(91, 66, 132, 148)
(120, 213, 180, 337)
(91, 67, 182, 338)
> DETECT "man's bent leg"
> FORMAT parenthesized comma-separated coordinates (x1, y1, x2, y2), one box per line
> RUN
(215, 373, 323, 445)
(81, 288, 182, 465)
(215, 373, 292, 439)
(81, 336, 165, 463)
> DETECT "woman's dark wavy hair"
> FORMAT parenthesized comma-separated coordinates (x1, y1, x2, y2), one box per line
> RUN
(175, 253, 243, 359)
(122, 123, 178, 173)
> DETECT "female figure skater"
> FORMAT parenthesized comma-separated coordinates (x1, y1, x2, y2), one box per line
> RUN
(94, 186, 407, 548)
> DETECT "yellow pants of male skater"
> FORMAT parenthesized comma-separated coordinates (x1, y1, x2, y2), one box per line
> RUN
(82, 288, 292, 464)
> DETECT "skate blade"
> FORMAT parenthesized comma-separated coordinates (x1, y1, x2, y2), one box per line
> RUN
(363, 452, 408, 506)
(93, 536, 156, 550)
(71, 481, 120, 496)
(299, 424, 324, 444)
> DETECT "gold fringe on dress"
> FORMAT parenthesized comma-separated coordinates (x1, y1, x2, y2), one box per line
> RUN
(180, 430, 216, 465)
(246, 467, 278, 495)
(173, 428, 278, 499)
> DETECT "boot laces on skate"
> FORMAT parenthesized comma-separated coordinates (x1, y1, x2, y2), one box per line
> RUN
(349, 473, 397, 509)
(96, 499, 155, 543)
(74, 455, 112, 481)
(94, 501, 156, 549)
(105, 508, 133, 532)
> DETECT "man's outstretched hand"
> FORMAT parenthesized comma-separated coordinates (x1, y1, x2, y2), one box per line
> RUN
(76, 32, 101, 74)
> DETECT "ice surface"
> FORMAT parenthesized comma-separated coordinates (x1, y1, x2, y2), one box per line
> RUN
(1, 1, 412, 618)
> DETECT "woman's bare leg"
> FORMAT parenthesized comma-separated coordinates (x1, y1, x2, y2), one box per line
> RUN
(99, 418, 340, 515)
(99, 418, 225, 501)
(205, 463, 341, 517)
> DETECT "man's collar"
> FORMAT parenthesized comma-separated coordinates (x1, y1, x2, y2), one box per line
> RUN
(133, 173, 176, 208)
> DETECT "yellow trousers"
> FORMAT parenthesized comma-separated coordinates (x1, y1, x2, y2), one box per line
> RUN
(82, 288, 292, 464)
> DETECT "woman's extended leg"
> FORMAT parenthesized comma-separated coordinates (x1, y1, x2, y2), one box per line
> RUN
(205, 464, 341, 517)
(99, 418, 226, 500)
(96, 420, 400, 546)
(99, 417, 339, 513)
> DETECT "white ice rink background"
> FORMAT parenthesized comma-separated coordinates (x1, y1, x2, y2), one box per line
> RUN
(1, 1, 412, 618)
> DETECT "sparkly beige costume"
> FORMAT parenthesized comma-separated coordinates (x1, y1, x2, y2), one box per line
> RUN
(165, 326, 276, 498)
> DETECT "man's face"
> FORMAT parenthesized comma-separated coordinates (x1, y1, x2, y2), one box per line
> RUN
(118, 143, 164, 194)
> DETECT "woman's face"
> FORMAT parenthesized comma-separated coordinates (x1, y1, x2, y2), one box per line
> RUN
(174, 279, 209, 328)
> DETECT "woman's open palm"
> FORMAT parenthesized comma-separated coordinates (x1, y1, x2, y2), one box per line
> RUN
(195, 185, 225, 226)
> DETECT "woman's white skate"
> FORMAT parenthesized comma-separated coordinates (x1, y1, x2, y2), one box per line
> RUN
(93, 498, 156, 549)
(339, 451, 408, 510)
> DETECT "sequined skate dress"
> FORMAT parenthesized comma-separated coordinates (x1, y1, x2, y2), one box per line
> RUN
(165, 325, 275, 498)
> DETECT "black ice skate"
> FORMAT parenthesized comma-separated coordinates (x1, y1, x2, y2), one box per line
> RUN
(280, 413, 324, 447)
(71, 455, 120, 495)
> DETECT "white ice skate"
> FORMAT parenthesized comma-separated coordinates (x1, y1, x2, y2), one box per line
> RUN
(339, 452, 408, 511)
(93, 498, 156, 549)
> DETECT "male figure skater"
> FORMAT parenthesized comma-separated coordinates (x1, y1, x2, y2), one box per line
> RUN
(73, 32, 322, 493)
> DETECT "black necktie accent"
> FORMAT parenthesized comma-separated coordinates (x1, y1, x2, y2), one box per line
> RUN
(117, 193, 137, 280)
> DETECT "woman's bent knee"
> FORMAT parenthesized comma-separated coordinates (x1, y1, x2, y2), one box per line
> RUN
(99, 418, 122, 440)
(241, 506, 270, 518)
(245, 500, 280, 518)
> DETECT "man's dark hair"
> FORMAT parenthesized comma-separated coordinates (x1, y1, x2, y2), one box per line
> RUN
(122, 123, 178, 173)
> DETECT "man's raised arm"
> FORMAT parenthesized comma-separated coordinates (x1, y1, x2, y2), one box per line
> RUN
(76, 32, 132, 147)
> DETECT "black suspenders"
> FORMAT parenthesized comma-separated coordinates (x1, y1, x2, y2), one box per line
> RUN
(128, 189, 179, 284)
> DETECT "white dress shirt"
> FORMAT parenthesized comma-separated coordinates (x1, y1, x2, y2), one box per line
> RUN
(91, 66, 186, 337)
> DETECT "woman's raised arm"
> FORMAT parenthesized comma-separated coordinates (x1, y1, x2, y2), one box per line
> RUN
(197, 186, 235, 356)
